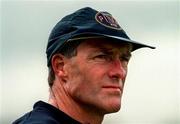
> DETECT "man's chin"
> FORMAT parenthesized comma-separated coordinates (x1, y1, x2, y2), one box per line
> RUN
(104, 103, 121, 114)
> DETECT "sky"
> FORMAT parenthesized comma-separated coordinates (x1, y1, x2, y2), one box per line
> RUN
(1, 0, 180, 124)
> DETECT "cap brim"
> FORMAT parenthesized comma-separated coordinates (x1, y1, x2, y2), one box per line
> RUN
(101, 34, 156, 51)
(67, 33, 155, 51)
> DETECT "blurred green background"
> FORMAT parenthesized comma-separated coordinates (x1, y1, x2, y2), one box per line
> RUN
(1, 0, 180, 124)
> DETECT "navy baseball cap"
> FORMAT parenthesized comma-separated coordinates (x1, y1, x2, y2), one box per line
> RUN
(46, 7, 155, 66)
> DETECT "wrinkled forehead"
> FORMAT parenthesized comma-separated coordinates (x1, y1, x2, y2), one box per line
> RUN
(79, 38, 133, 52)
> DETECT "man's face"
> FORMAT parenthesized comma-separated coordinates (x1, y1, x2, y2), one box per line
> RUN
(63, 38, 132, 114)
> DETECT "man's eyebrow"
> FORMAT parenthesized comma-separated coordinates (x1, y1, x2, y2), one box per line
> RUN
(96, 48, 115, 54)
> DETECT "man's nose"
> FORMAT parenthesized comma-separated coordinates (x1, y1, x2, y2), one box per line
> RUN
(108, 59, 126, 81)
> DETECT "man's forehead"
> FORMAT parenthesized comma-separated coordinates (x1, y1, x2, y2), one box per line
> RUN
(82, 38, 133, 51)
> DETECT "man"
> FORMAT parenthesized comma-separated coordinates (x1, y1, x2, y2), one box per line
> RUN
(13, 7, 155, 124)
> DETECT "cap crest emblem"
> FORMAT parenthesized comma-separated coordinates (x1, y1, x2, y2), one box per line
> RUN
(95, 12, 121, 30)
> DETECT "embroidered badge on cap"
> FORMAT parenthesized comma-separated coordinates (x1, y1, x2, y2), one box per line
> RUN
(95, 12, 121, 30)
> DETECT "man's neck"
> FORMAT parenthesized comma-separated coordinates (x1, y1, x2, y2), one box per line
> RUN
(48, 83, 104, 124)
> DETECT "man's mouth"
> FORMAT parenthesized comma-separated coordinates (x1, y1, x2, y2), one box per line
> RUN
(102, 85, 122, 92)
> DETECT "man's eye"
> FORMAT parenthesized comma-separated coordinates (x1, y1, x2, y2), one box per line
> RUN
(95, 54, 112, 61)
(96, 54, 107, 59)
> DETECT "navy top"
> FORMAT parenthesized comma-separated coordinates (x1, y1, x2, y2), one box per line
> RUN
(12, 101, 81, 124)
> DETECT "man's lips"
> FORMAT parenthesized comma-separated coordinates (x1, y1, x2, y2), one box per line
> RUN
(102, 85, 122, 91)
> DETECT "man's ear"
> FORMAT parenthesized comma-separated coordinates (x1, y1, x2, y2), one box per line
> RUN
(51, 54, 67, 78)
